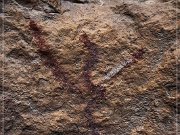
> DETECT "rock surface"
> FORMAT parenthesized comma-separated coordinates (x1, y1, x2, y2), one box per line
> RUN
(0, 0, 180, 135)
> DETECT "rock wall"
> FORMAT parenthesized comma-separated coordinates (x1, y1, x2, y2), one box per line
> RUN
(0, 0, 179, 135)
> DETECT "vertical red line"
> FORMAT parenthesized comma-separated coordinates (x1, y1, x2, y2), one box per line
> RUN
(80, 33, 106, 135)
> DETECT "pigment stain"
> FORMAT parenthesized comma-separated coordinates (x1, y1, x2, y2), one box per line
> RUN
(29, 21, 106, 135)
(29, 21, 145, 135)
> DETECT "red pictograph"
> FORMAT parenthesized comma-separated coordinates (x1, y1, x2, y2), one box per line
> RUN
(29, 21, 145, 135)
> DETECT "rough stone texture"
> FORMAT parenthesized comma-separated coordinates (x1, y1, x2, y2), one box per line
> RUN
(0, 0, 180, 135)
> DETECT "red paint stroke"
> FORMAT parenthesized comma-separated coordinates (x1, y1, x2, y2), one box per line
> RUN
(29, 20, 82, 95)
(132, 48, 145, 60)
(80, 33, 106, 135)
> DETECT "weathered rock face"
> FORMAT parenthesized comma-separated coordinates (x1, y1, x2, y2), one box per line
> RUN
(0, 0, 179, 135)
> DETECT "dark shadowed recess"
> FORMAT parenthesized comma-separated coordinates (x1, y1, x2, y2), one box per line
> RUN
(63, 0, 89, 4)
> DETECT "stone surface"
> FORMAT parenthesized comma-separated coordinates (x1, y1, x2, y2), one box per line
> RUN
(0, 0, 180, 135)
